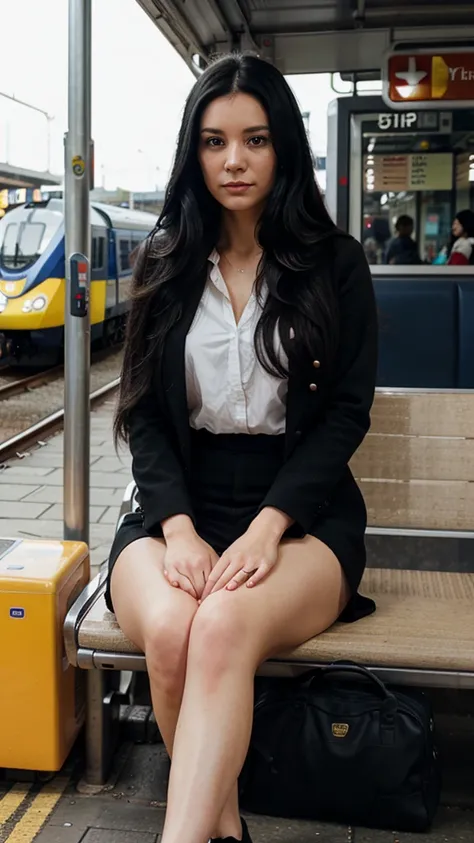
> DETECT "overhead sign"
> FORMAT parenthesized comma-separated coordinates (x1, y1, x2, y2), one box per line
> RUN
(383, 48, 474, 109)
(363, 111, 452, 135)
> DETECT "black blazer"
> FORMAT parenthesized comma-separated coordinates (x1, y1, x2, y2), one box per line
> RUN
(128, 233, 378, 536)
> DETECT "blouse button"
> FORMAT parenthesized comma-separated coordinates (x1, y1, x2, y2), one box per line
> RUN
(312, 360, 321, 369)
(309, 383, 318, 392)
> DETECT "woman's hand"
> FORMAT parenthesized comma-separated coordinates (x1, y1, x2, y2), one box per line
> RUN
(161, 515, 218, 599)
(201, 507, 294, 600)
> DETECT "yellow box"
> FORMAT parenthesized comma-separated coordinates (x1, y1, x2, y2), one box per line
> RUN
(0, 538, 89, 771)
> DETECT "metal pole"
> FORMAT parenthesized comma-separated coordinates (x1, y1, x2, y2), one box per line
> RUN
(0, 91, 54, 172)
(46, 116, 52, 174)
(63, 0, 91, 545)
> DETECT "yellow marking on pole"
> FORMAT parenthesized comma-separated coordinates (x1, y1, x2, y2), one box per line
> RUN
(4, 778, 69, 843)
(0, 784, 32, 825)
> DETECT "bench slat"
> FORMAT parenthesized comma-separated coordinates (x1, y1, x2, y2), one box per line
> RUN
(371, 392, 474, 438)
(361, 478, 474, 530)
(77, 569, 474, 673)
(352, 435, 474, 482)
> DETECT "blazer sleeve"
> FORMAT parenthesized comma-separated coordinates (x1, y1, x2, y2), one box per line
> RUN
(259, 239, 378, 534)
(128, 389, 195, 533)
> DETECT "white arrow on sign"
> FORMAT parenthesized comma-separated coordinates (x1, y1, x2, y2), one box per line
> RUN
(394, 56, 428, 99)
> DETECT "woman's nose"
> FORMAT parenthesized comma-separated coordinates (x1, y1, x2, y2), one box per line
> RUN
(225, 143, 246, 172)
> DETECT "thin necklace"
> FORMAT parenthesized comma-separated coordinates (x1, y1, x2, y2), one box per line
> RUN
(221, 251, 262, 274)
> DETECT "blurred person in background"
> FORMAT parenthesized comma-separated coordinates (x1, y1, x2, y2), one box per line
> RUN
(385, 215, 421, 266)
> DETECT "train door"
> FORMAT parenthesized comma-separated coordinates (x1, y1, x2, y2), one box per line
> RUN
(326, 96, 474, 388)
(117, 232, 132, 307)
(90, 226, 108, 340)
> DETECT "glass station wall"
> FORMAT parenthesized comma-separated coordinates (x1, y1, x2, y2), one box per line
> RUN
(360, 110, 474, 266)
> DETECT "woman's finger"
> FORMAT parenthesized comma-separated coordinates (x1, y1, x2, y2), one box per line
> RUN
(182, 567, 204, 599)
(246, 561, 272, 588)
(192, 561, 213, 601)
(201, 557, 229, 599)
(165, 567, 198, 598)
(209, 557, 243, 594)
(226, 567, 256, 591)
(201, 555, 214, 584)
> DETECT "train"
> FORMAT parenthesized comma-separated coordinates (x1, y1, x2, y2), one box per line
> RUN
(0, 199, 157, 364)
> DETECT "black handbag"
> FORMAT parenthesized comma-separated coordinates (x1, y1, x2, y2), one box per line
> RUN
(239, 663, 441, 832)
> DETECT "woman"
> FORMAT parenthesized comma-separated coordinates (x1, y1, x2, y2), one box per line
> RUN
(447, 209, 474, 265)
(108, 53, 377, 843)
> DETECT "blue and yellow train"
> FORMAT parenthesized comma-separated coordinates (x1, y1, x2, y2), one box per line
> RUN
(0, 198, 157, 363)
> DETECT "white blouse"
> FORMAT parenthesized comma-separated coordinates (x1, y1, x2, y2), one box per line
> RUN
(185, 250, 288, 435)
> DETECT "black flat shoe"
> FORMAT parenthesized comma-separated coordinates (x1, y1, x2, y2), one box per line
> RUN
(210, 816, 252, 843)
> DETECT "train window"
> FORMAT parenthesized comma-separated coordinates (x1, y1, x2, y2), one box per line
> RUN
(92, 236, 105, 270)
(0, 222, 45, 270)
(0, 205, 62, 271)
(356, 110, 474, 267)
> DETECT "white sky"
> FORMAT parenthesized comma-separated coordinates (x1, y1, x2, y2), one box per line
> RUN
(0, 0, 337, 192)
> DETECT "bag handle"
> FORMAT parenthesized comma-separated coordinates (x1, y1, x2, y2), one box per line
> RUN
(303, 661, 397, 705)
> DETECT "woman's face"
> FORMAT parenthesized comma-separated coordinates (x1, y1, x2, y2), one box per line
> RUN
(452, 218, 464, 238)
(198, 92, 277, 213)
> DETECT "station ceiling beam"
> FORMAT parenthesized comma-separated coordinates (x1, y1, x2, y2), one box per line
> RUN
(135, 0, 474, 75)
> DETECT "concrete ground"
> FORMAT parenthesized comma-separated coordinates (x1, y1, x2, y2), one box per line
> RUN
(1, 736, 473, 843)
(0, 396, 130, 576)
(2, 697, 474, 843)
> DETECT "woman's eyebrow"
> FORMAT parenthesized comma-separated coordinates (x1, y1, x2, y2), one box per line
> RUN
(243, 124, 270, 133)
(200, 124, 270, 134)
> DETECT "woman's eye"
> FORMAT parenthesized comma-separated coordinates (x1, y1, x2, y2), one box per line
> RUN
(204, 135, 269, 148)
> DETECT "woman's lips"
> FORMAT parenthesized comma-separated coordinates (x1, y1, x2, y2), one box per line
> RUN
(223, 183, 253, 193)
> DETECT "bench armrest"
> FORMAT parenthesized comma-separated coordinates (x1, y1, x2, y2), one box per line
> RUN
(119, 480, 139, 519)
(64, 568, 107, 667)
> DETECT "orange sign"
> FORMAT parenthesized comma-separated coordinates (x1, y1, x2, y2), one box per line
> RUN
(384, 49, 474, 108)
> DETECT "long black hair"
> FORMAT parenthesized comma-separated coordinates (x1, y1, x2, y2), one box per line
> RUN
(114, 52, 339, 445)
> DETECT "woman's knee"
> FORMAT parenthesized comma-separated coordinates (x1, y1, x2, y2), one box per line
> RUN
(144, 602, 198, 695)
(188, 595, 253, 679)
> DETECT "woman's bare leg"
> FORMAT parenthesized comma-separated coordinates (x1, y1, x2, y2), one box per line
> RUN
(160, 536, 350, 843)
(110, 536, 240, 839)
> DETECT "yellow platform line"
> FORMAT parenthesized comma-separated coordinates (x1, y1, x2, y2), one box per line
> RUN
(0, 785, 32, 825)
(4, 778, 69, 843)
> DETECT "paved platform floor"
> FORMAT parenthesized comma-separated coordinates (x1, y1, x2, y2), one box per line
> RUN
(1, 738, 473, 843)
(0, 398, 129, 576)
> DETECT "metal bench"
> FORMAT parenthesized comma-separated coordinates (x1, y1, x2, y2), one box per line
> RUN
(64, 390, 474, 785)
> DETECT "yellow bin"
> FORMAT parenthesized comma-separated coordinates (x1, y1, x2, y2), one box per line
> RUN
(0, 538, 90, 771)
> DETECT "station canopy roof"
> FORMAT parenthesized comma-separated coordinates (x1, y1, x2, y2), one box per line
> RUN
(136, 0, 474, 76)
(0, 162, 60, 192)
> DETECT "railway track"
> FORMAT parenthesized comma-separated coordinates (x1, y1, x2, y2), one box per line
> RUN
(0, 349, 121, 401)
(0, 365, 64, 400)
(0, 377, 120, 464)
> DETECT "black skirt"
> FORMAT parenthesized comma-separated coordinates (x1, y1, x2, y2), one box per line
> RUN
(105, 428, 375, 622)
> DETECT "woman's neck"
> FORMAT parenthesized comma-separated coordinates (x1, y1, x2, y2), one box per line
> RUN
(219, 209, 261, 258)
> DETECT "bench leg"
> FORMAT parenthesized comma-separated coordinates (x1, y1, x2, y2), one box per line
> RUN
(85, 670, 117, 785)
(84, 669, 135, 786)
